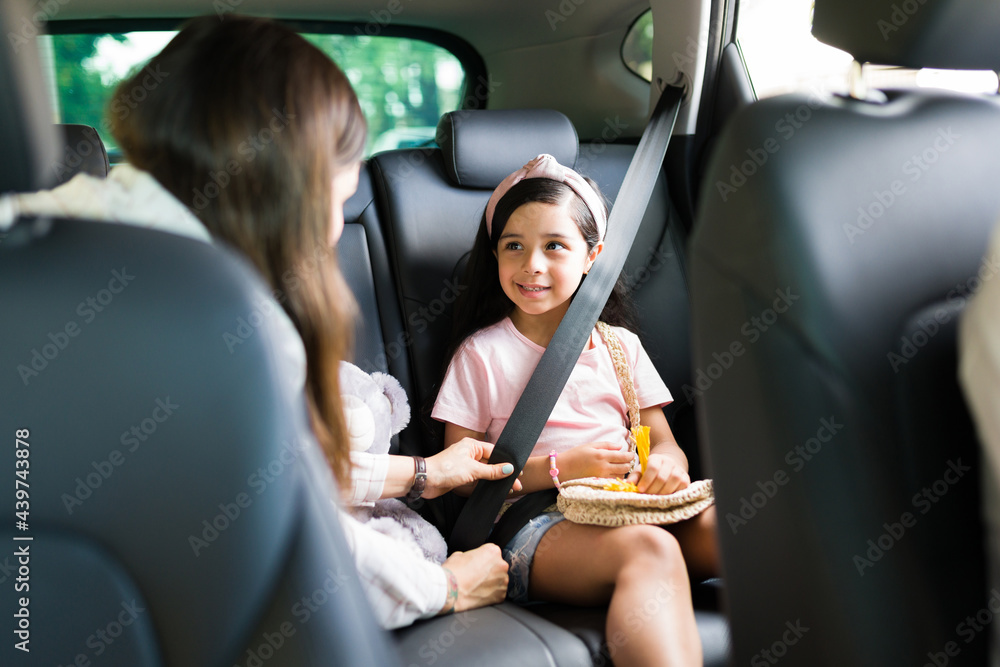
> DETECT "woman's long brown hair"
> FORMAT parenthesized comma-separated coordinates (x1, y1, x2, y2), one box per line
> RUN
(110, 15, 366, 490)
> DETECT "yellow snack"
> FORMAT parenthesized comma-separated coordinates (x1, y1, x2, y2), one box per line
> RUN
(633, 425, 651, 474)
(603, 479, 638, 493)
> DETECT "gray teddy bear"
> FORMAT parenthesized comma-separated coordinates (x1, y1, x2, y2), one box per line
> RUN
(340, 361, 448, 564)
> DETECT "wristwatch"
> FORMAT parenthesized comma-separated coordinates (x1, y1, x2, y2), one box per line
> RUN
(406, 456, 427, 503)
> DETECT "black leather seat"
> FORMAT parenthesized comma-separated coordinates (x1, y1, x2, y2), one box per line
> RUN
(0, 1, 398, 664)
(691, 0, 1000, 663)
(53, 124, 110, 184)
(361, 108, 729, 665)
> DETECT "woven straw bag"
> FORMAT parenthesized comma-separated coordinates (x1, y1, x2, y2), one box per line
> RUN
(555, 322, 715, 527)
(557, 477, 715, 526)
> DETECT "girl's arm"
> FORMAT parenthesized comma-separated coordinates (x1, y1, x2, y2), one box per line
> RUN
(628, 406, 691, 495)
(442, 423, 632, 496)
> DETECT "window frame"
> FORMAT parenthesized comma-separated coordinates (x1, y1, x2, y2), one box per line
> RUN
(44, 17, 489, 158)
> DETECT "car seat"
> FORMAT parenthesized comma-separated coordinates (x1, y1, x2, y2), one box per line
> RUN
(691, 0, 1000, 663)
(0, 1, 398, 664)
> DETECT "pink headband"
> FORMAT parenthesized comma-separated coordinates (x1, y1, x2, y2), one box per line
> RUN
(485, 154, 608, 241)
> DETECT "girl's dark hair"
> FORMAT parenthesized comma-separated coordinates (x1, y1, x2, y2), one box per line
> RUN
(110, 15, 366, 491)
(447, 176, 637, 362)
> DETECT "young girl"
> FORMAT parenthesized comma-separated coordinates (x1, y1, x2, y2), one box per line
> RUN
(433, 154, 718, 666)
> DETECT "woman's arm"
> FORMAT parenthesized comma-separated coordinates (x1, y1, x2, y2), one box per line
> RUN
(627, 406, 691, 495)
(442, 424, 634, 496)
(442, 423, 492, 496)
(339, 509, 507, 627)
(366, 444, 518, 501)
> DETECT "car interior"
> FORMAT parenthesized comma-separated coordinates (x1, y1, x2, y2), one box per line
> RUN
(3, 0, 1000, 665)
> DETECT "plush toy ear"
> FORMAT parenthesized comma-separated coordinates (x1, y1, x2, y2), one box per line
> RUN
(370, 372, 411, 436)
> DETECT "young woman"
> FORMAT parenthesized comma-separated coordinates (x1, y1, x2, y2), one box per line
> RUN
(3, 14, 510, 630)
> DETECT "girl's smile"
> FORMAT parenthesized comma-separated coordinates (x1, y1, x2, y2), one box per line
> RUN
(496, 200, 602, 341)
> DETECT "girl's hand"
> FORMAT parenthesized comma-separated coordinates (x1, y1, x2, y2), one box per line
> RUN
(560, 441, 634, 480)
(424, 438, 520, 499)
(627, 452, 690, 495)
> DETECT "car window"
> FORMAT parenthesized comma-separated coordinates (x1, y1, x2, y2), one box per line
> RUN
(39, 30, 466, 160)
(737, 0, 999, 98)
(622, 10, 653, 81)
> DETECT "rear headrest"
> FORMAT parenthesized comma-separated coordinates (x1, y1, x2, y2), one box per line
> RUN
(812, 0, 1000, 70)
(0, 0, 57, 193)
(54, 124, 110, 185)
(436, 109, 578, 189)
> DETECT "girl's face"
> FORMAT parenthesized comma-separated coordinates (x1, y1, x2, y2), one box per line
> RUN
(495, 199, 603, 323)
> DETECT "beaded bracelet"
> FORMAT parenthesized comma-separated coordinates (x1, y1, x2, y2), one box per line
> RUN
(548, 450, 561, 489)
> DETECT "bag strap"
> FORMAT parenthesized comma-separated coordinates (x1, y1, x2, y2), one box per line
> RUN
(448, 86, 685, 553)
(595, 321, 641, 434)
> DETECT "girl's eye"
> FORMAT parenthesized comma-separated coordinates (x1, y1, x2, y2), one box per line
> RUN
(504, 241, 522, 251)
(546, 241, 565, 251)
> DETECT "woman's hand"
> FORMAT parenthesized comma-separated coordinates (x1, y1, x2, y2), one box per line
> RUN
(627, 452, 690, 495)
(423, 437, 519, 499)
(559, 441, 634, 481)
(440, 544, 509, 613)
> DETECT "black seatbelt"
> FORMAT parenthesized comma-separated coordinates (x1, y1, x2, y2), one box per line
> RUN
(449, 86, 685, 553)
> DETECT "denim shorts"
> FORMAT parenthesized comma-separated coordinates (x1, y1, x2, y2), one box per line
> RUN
(500, 510, 566, 603)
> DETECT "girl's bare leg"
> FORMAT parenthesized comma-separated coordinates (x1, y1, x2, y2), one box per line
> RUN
(530, 521, 702, 667)
(666, 506, 720, 581)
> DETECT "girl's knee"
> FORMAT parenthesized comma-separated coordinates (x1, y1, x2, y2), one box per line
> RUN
(617, 525, 684, 563)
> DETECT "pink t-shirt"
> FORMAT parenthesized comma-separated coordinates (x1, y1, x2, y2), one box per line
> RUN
(432, 317, 672, 458)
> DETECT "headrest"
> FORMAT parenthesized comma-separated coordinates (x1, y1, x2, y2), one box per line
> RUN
(0, 0, 57, 193)
(54, 125, 110, 185)
(812, 0, 1000, 70)
(437, 109, 579, 189)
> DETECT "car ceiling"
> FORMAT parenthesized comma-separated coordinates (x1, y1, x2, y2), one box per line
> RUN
(48, 0, 713, 141)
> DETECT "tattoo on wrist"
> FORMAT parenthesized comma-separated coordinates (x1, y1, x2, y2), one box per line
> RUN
(441, 567, 458, 614)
